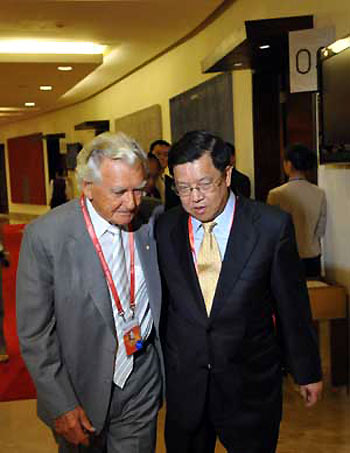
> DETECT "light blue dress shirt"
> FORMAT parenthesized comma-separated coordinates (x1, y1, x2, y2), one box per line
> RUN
(191, 191, 236, 260)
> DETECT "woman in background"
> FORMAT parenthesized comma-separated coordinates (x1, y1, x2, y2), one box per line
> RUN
(267, 143, 327, 278)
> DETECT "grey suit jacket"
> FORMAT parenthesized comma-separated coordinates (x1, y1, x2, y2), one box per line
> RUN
(16, 198, 164, 432)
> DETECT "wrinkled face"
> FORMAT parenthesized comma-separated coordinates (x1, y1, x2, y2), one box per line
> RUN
(153, 144, 169, 170)
(173, 152, 231, 223)
(83, 157, 146, 225)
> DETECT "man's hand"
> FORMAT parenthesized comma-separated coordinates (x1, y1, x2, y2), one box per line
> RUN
(299, 381, 323, 407)
(54, 406, 95, 446)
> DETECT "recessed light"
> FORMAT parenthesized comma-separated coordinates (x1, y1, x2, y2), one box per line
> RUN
(57, 66, 73, 71)
(40, 85, 53, 91)
(259, 44, 270, 50)
(24, 102, 36, 107)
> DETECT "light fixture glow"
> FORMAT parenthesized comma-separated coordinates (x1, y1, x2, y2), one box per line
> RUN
(0, 112, 24, 117)
(234, 62, 243, 67)
(0, 107, 26, 112)
(323, 49, 329, 57)
(0, 40, 105, 55)
(25, 102, 36, 107)
(40, 85, 53, 91)
(259, 44, 270, 50)
(57, 65, 73, 71)
(328, 36, 350, 54)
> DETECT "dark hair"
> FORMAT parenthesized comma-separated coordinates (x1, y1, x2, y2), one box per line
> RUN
(285, 143, 317, 172)
(168, 130, 231, 175)
(225, 142, 235, 156)
(149, 139, 171, 152)
(147, 152, 161, 170)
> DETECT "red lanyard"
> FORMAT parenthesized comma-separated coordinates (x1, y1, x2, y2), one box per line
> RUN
(188, 199, 236, 270)
(80, 195, 135, 318)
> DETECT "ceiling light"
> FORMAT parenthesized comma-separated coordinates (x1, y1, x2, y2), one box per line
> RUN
(234, 62, 243, 67)
(0, 40, 105, 55)
(0, 112, 24, 117)
(57, 66, 73, 71)
(40, 85, 53, 91)
(328, 36, 350, 54)
(0, 107, 27, 112)
(25, 102, 36, 107)
(259, 44, 270, 50)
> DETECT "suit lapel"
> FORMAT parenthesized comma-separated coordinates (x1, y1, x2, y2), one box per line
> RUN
(134, 222, 162, 331)
(69, 201, 116, 338)
(210, 197, 260, 319)
(170, 210, 208, 320)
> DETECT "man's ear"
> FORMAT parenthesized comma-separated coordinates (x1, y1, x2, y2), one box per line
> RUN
(82, 181, 93, 200)
(225, 165, 233, 187)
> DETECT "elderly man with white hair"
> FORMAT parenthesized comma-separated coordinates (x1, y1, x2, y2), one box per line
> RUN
(16, 132, 164, 453)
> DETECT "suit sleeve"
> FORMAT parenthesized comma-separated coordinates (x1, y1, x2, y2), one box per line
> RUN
(270, 215, 322, 385)
(16, 226, 79, 424)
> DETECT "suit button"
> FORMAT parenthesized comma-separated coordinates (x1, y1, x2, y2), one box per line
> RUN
(206, 325, 212, 333)
(207, 363, 212, 370)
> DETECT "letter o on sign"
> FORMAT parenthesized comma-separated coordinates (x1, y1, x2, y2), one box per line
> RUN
(296, 49, 311, 74)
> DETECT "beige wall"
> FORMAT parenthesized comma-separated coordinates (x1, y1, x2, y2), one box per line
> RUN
(1, 0, 350, 291)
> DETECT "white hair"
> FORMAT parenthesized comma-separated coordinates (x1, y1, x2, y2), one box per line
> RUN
(76, 131, 148, 189)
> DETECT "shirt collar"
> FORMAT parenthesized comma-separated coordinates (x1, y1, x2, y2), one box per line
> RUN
(191, 190, 236, 233)
(86, 197, 120, 239)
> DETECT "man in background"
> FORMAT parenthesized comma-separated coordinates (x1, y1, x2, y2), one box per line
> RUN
(226, 142, 251, 198)
(0, 241, 9, 363)
(150, 139, 180, 210)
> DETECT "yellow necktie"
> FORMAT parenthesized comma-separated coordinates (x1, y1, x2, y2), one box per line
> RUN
(197, 222, 222, 316)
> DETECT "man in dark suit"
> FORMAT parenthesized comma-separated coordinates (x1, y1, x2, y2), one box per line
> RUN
(156, 131, 322, 453)
(226, 142, 251, 198)
(149, 139, 180, 210)
(17, 132, 164, 453)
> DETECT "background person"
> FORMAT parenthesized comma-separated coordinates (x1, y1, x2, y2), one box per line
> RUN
(156, 130, 322, 453)
(150, 139, 180, 210)
(144, 153, 162, 199)
(0, 241, 9, 363)
(17, 132, 164, 453)
(267, 143, 326, 278)
(226, 142, 251, 198)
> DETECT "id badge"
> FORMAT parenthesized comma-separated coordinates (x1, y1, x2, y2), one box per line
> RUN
(123, 318, 143, 356)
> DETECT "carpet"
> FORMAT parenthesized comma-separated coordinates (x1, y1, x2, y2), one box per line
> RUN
(0, 223, 37, 401)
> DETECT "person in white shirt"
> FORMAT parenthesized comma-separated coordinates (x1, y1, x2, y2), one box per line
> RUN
(267, 143, 326, 278)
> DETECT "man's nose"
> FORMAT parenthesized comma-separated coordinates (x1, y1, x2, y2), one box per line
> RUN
(124, 191, 137, 209)
(190, 187, 203, 202)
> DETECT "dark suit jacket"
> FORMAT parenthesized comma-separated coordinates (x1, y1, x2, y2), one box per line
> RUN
(230, 167, 251, 198)
(156, 196, 321, 433)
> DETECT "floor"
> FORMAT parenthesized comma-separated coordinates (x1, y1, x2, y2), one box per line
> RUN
(0, 379, 349, 452)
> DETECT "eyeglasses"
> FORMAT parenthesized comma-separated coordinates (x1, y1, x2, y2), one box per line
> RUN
(174, 174, 225, 198)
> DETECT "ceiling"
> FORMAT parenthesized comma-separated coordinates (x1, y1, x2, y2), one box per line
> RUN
(0, 0, 225, 125)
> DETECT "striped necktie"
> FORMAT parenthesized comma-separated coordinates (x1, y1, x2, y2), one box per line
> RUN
(197, 222, 222, 316)
(107, 227, 134, 388)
